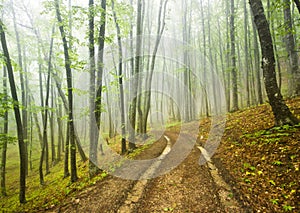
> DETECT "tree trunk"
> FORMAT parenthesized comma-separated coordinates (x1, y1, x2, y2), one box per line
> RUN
(142, 0, 168, 135)
(283, 0, 300, 97)
(249, 0, 300, 126)
(250, 9, 263, 104)
(88, 0, 101, 177)
(230, 0, 238, 111)
(56, 100, 63, 162)
(1, 67, 8, 196)
(55, 0, 78, 182)
(12, 0, 28, 177)
(39, 25, 54, 185)
(94, 0, 107, 158)
(0, 20, 26, 203)
(111, 0, 127, 154)
(50, 81, 56, 165)
(129, 0, 143, 150)
(244, 0, 250, 107)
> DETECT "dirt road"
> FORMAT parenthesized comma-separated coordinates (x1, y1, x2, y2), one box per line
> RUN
(47, 124, 248, 213)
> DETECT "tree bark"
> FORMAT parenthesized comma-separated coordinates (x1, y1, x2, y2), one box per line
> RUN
(129, 0, 143, 150)
(230, 0, 238, 111)
(111, 0, 127, 154)
(1, 66, 8, 196)
(0, 20, 26, 203)
(39, 25, 54, 185)
(249, 0, 299, 126)
(88, 0, 102, 176)
(12, 0, 28, 176)
(283, 0, 300, 97)
(55, 0, 78, 182)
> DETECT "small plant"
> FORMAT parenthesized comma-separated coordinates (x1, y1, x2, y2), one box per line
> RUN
(270, 198, 279, 205)
(282, 205, 294, 211)
(273, 160, 283, 166)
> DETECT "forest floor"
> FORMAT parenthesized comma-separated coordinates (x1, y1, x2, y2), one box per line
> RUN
(1, 98, 299, 212)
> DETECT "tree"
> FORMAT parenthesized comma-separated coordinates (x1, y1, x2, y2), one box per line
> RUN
(1, 67, 8, 196)
(11, 0, 29, 176)
(0, 20, 26, 203)
(54, 0, 78, 182)
(249, 0, 300, 126)
(39, 25, 55, 185)
(283, 0, 300, 97)
(230, 0, 238, 111)
(128, 0, 143, 150)
(111, 0, 127, 154)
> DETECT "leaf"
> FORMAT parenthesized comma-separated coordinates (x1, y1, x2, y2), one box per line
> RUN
(269, 180, 276, 186)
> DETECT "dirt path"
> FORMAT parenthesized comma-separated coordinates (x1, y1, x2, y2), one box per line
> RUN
(47, 123, 247, 213)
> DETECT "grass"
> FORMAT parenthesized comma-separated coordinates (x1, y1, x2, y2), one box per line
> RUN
(0, 132, 159, 212)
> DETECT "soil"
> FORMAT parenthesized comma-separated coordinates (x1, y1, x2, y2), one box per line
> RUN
(44, 98, 300, 213)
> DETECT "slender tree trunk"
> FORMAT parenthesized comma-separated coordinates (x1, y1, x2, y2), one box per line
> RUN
(0, 20, 26, 204)
(64, 123, 70, 178)
(39, 25, 54, 185)
(12, 0, 28, 176)
(50, 82, 56, 165)
(142, 0, 168, 134)
(225, 0, 231, 111)
(56, 100, 63, 162)
(283, 0, 300, 97)
(200, 0, 209, 117)
(88, 0, 100, 177)
(55, 0, 78, 182)
(94, 0, 107, 158)
(250, 9, 263, 104)
(244, 0, 250, 107)
(1, 67, 8, 196)
(129, 0, 143, 150)
(230, 0, 238, 111)
(111, 0, 127, 154)
(249, 0, 299, 126)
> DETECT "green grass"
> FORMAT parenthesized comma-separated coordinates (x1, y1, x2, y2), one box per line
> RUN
(0, 141, 107, 212)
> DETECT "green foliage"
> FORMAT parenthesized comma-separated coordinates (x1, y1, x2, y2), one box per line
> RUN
(273, 160, 283, 166)
(270, 198, 279, 205)
(283, 205, 294, 211)
(0, 92, 13, 117)
(0, 134, 17, 148)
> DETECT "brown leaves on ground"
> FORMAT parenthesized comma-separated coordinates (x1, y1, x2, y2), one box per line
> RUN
(204, 97, 300, 212)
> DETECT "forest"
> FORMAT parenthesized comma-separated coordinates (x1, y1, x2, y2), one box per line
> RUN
(0, 0, 299, 212)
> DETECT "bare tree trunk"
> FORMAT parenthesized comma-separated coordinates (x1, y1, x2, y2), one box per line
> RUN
(56, 100, 63, 162)
(244, 0, 250, 107)
(39, 25, 54, 185)
(1, 66, 8, 196)
(111, 0, 127, 154)
(142, 0, 168, 135)
(230, 0, 238, 111)
(129, 0, 143, 150)
(12, 0, 28, 176)
(200, 0, 209, 117)
(50, 81, 56, 165)
(249, 0, 299, 126)
(283, 0, 300, 97)
(88, 0, 100, 177)
(55, 0, 78, 182)
(0, 20, 26, 204)
(250, 9, 263, 104)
